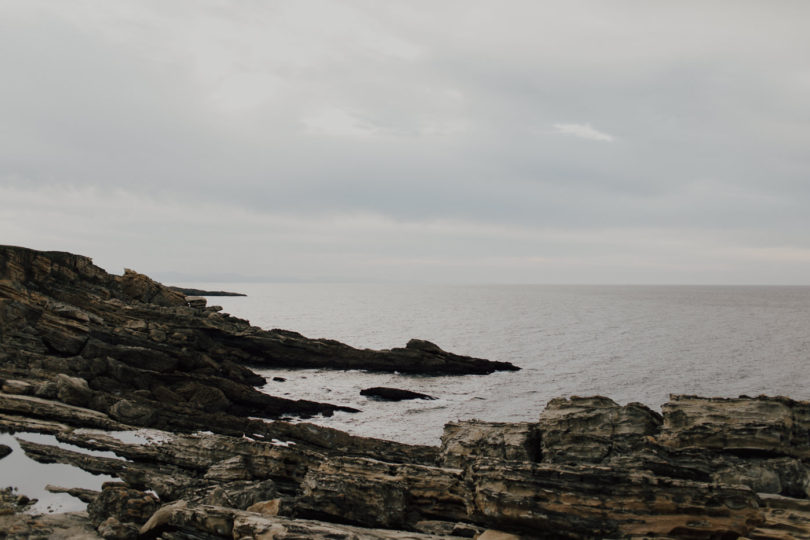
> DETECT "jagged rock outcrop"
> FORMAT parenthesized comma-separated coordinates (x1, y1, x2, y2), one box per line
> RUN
(0, 245, 516, 438)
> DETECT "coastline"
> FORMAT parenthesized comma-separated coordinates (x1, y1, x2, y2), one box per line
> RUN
(1, 246, 809, 538)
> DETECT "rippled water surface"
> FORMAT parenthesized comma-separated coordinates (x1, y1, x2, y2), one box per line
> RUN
(188, 284, 810, 445)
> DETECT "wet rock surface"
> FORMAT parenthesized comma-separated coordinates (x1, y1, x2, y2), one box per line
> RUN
(2, 246, 810, 539)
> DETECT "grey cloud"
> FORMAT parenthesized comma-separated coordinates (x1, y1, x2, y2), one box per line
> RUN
(2, 1, 810, 282)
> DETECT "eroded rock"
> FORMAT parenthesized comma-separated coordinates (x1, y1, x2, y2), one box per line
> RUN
(538, 395, 662, 463)
(660, 394, 810, 459)
(438, 421, 541, 468)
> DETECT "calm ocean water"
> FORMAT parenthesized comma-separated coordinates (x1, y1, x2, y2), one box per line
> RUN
(184, 284, 810, 446)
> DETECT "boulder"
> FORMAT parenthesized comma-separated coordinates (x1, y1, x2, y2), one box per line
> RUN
(96, 516, 139, 540)
(360, 387, 436, 401)
(87, 482, 160, 527)
(0, 444, 10, 460)
(537, 396, 661, 463)
(119, 269, 186, 307)
(108, 399, 156, 425)
(55, 373, 93, 407)
(185, 296, 207, 309)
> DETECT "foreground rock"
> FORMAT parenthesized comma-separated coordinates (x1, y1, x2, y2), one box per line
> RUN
(0, 245, 516, 438)
(4, 393, 810, 539)
(3, 246, 810, 539)
(361, 387, 436, 401)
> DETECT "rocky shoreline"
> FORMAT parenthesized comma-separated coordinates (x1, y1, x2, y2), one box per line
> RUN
(167, 287, 247, 297)
(1, 245, 809, 539)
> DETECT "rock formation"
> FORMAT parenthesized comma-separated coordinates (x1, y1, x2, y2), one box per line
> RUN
(167, 286, 247, 297)
(0, 245, 517, 437)
(4, 392, 810, 538)
(1, 246, 809, 539)
(361, 387, 437, 401)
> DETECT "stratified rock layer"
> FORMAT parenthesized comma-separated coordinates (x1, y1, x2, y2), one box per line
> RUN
(0, 245, 517, 437)
(4, 392, 810, 539)
(2, 246, 810, 539)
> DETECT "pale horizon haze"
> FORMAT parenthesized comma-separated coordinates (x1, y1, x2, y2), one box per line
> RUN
(2, 2, 810, 284)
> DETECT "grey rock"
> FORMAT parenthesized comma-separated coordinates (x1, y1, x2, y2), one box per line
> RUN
(55, 373, 93, 407)
(438, 420, 541, 468)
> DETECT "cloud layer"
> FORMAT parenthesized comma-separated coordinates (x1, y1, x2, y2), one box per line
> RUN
(2, 1, 809, 283)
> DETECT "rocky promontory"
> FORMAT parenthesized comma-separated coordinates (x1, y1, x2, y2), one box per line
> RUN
(167, 286, 247, 297)
(1, 245, 809, 539)
(0, 245, 517, 436)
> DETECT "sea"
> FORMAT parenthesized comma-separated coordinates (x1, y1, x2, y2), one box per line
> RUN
(4, 283, 809, 513)
(186, 283, 810, 446)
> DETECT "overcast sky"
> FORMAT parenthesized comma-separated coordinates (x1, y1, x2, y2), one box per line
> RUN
(2, 1, 810, 284)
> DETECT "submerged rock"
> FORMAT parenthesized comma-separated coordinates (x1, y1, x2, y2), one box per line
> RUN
(0, 443, 10, 460)
(360, 387, 436, 401)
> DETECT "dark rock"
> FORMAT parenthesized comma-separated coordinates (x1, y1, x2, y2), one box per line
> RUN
(272, 377, 286, 382)
(406, 338, 444, 353)
(239, 331, 520, 375)
(0, 244, 512, 440)
(108, 399, 157, 425)
(0, 444, 10, 460)
(438, 421, 541, 467)
(55, 373, 93, 407)
(168, 287, 247, 297)
(97, 516, 139, 540)
(360, 387, 436, 401)
(87, 482, 160, 527)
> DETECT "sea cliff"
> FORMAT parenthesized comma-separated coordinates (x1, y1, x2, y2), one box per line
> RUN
(1, 246, 808, 539)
